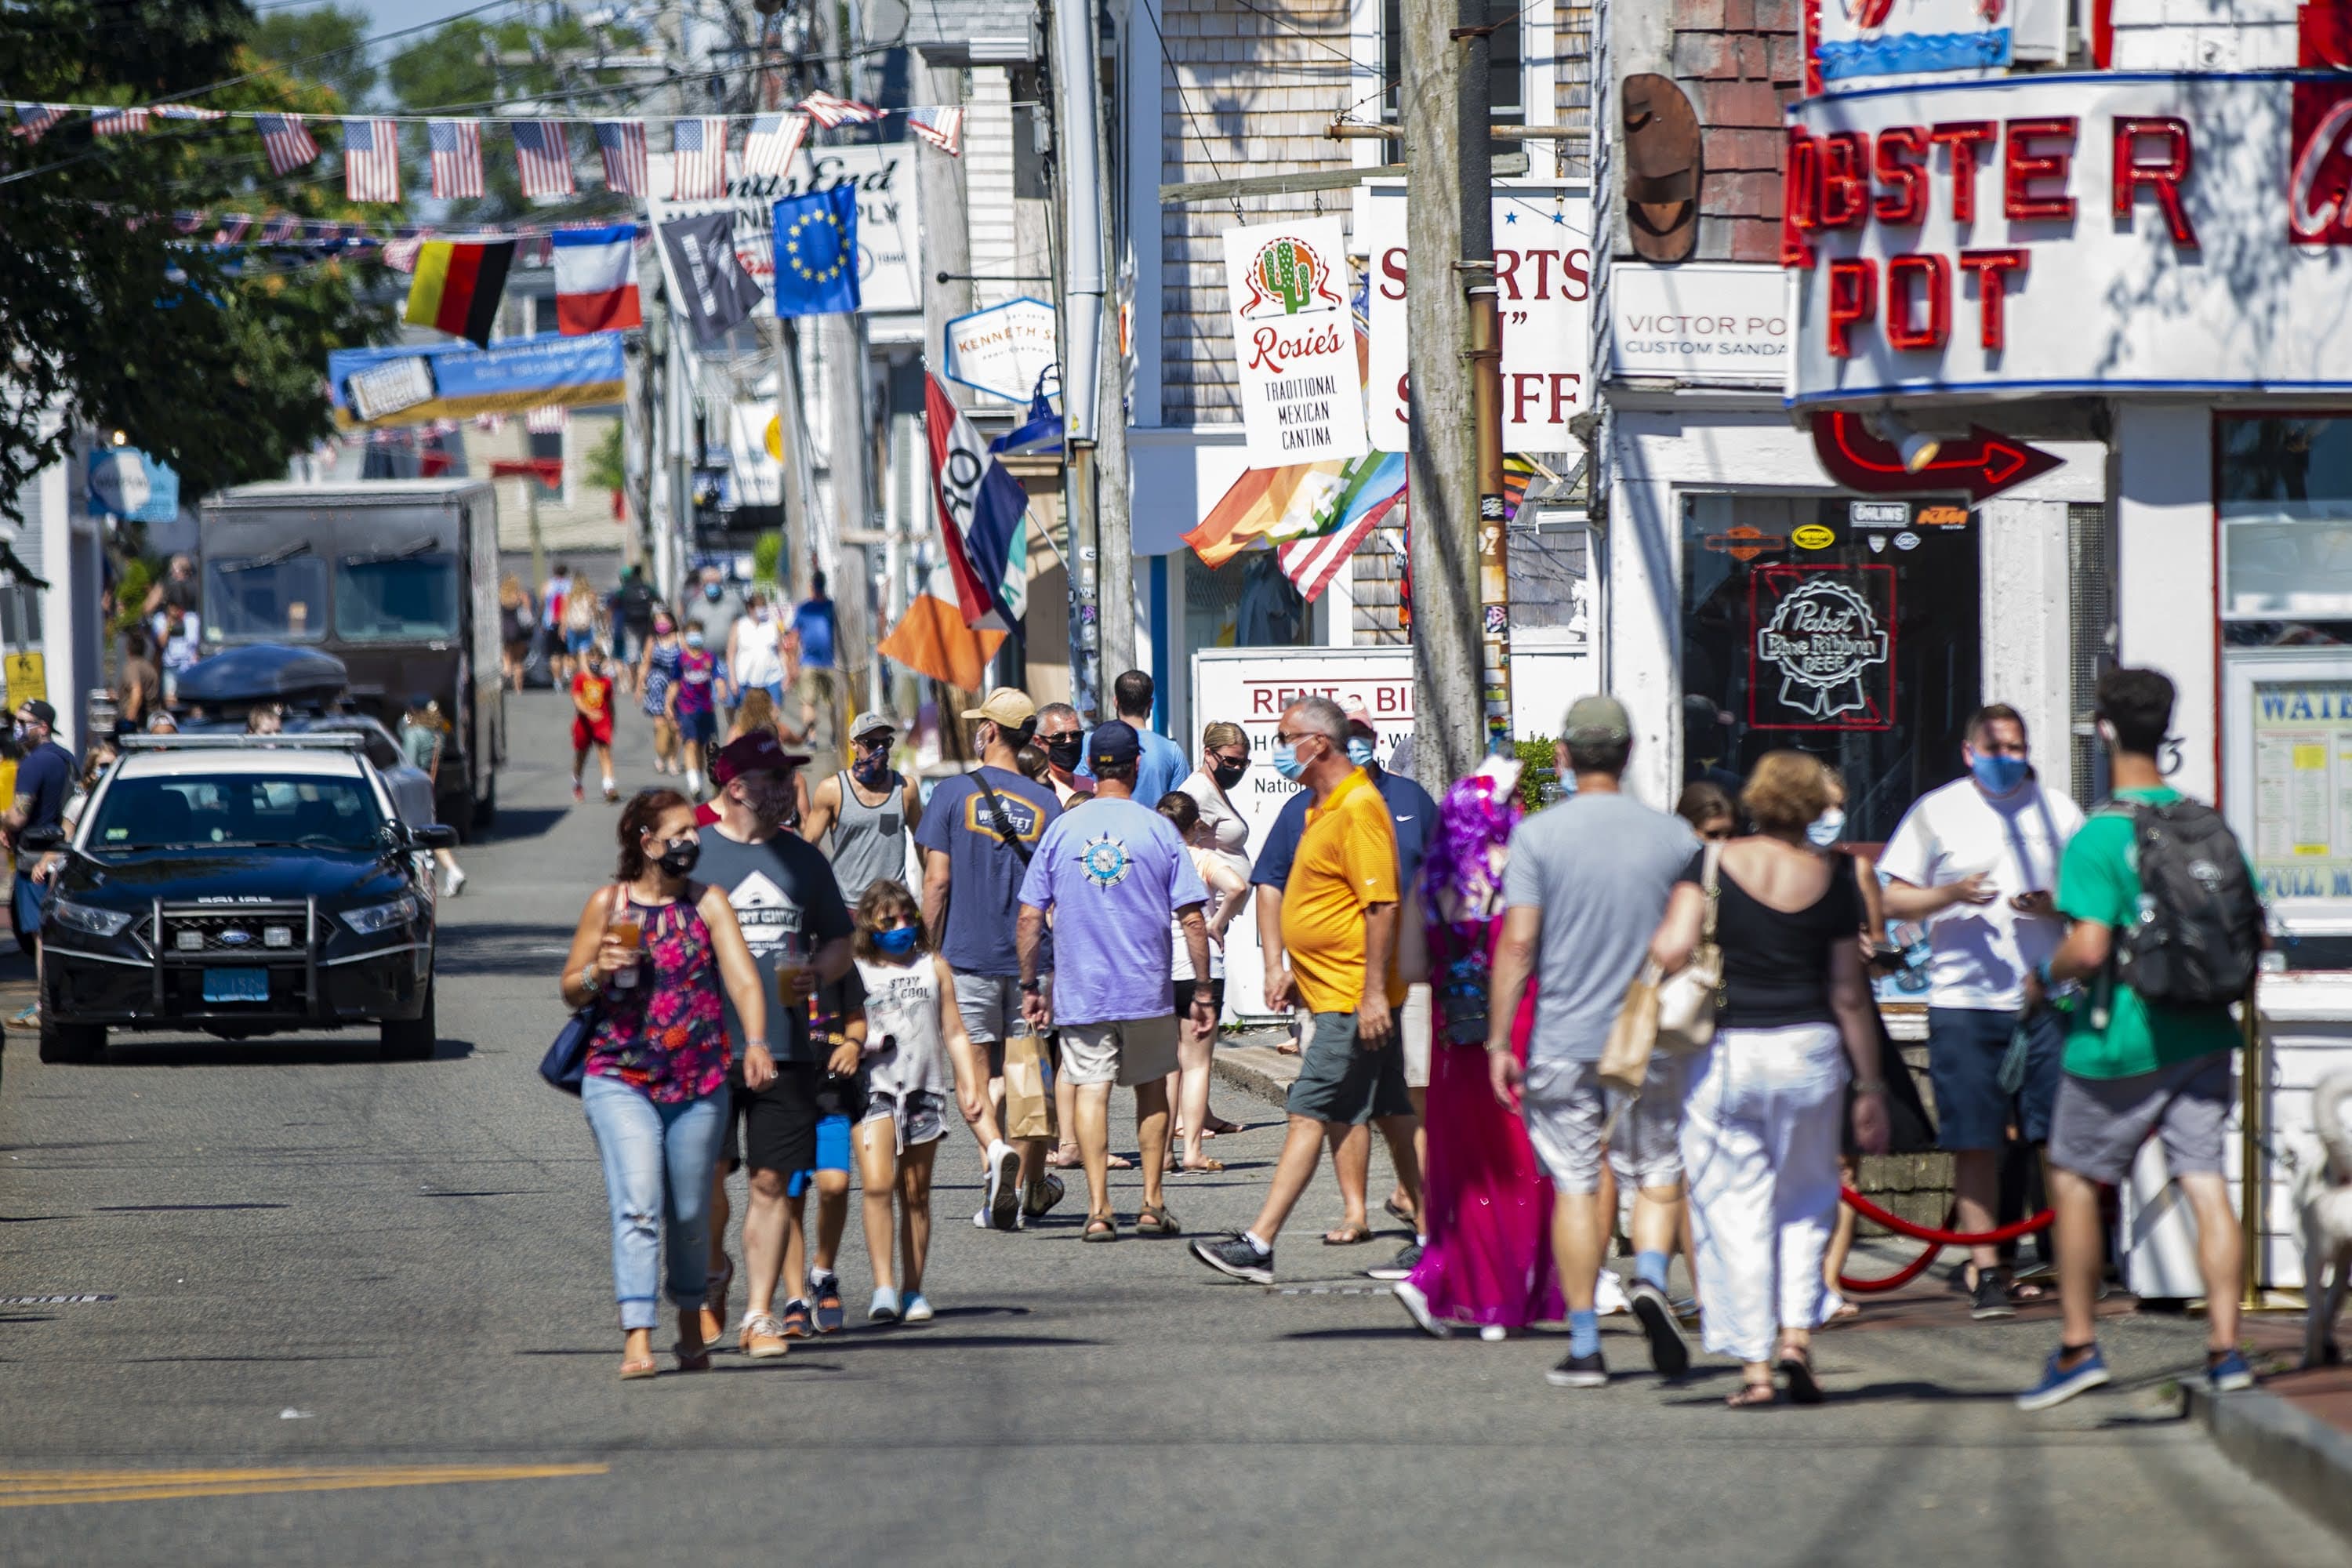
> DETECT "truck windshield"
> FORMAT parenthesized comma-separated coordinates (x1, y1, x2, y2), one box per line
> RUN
(87, 774, 386, 851)
(335, 553, 459, 642)
(205, 553, 328, 643)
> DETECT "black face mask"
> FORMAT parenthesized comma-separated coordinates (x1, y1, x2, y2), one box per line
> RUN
(657, 841, 701, 877)
(1044, 735, 1083, 771)
(1210, 758, 1248, 790)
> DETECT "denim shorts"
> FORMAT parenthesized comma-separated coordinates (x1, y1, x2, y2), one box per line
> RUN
(1929, 1005, 2064, 1150)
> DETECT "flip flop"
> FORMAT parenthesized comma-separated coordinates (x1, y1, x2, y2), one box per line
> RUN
(1726, 1381, 1778, 1409)
(1106, 1152, 1134, 1171)
(1383, 1196, 1415, 1228)
(1204, 1116, 1245, 1136)
(1323, 1220, 1374, 1246)
(1776, 1349, 1824, 1405)
(1180, 1156, 1226, 1174)
(619, 1356, 658, 1381)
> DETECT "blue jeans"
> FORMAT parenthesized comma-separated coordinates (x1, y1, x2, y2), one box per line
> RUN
(582, 1074, 726, 1330)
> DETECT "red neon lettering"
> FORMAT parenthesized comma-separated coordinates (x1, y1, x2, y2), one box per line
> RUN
(2113, 116, 2197, 247)
(1827, 258, 1877, 358)
(1820, 132, 1869, 229)
(1929, 122, 1997, 223)
(1874, 125, 1929, 224)
(1784, 128, 1819, 269)
(1956, 249, 2028, 350)
(2004, 118, 2078, 221)
(1885, 254, 1951, 351)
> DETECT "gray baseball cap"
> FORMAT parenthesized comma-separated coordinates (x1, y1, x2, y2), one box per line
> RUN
(849, 710, 895, 742)
(1563, 693, 1632, 742)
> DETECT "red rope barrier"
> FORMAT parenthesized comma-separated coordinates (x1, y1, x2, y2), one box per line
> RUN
(1830, 1189, 2057, 1296)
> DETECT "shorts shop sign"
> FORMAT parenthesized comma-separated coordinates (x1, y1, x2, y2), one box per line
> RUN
(1787, 74, 2352, 405)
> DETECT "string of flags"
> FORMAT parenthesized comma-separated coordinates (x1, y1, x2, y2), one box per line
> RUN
(6, 95, 964, 205)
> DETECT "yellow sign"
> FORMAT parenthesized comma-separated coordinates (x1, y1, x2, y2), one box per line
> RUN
(764, 416, 785, 463)
(1792, 524, 1836, 550)
(3, 652, 43, 712)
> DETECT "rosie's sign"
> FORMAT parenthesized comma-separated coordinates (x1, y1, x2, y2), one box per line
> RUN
(1788, 74, 2352, 405)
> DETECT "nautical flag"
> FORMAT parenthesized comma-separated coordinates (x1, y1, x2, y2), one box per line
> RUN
(342, 118, 401, 202)
(93, 106, 151, 136)
(256, 113, 320, 176)
(923, 372, 1026, 630)
(657, 211, 763, 344)
(428, 119, 484, 199)
(741, 113, 808, 178)
(526, 406, 569, 435)
(401, 238, 516, 348)
(906, 106, 964, 157)
(800, 91, 880, 128)
(11, 103, 67, 142)
(770, 184, 860, 318)
(670, 117, 727, 199)
(551, 224, 643, 335)
(877, 551, 1011, 692)
(153, 105, 225, 122)
(511, 119, 574, 197)
(594, 119, 648, 194)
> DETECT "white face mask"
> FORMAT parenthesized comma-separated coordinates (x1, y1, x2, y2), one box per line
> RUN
(1806, 808, 1846, 848)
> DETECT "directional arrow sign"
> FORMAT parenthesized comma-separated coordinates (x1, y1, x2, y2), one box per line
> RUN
(1809, 411, 2064, 503)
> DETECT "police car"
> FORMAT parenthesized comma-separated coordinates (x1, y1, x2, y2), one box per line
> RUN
(25, 733, 451, 1063)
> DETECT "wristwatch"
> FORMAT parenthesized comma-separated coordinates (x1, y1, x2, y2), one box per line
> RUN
(1853, 1079, 1888, 1096)
(1019, 978, 1042, 994)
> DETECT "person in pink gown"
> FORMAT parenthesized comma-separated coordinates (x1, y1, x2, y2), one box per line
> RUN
(1394, 763, 1565, 1337)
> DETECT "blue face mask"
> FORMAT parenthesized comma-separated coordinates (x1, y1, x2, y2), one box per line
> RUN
(1346, 737, 1376, 768)
(1969, 750, 2029, 795)
(702, 582, 722, 601)
(874, 925, 919, 957)
(1270, 742, 1307, 782)
(1806, 808, 1846, 848)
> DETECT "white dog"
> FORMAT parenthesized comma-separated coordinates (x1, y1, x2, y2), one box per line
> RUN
(2301, 1069, 2352, 1369)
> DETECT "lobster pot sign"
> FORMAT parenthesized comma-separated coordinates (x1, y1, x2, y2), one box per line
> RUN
(1221, 216, 1367, 467)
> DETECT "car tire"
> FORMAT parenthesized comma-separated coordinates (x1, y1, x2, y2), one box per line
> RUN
(38, 1018, 104, 1064)
(379, 983, 436, 1061)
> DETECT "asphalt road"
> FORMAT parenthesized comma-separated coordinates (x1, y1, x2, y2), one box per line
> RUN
(0, 691, 2343, 1566)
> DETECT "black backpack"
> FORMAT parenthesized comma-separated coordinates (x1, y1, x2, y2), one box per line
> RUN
(2112, 797, 2264, 1009)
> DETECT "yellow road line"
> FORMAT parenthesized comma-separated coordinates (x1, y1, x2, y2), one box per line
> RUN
(0, 1463, 606, 1508)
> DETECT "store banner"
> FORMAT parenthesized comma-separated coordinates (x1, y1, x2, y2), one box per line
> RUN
(1363, 190, 1592, 452)
(1789, 73, 2352, 405)
(1221, 216, 1367, 467)
(1812, 0, 2067, 82)
(1606, 262, 1789, 386)
(327, 332, 626, 429)
(943, 297, 1059, 405)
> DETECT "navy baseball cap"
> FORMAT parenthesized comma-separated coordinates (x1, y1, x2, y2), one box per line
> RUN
(1088, 720, 1142, 771)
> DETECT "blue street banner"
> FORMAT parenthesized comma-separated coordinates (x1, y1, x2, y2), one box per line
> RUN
(85, 447, 180, 522)
(326, 331, 626, 429)
(771, 184, 861, 318)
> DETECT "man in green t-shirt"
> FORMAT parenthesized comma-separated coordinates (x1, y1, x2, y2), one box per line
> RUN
(2018, 668, 2252, 1410)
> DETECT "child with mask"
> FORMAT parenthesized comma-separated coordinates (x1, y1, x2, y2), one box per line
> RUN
(637, 612, 684, 777)
(668, 619, 720, 799)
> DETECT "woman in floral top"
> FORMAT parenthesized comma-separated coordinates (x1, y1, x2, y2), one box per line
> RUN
(562, 788, 771, 1380)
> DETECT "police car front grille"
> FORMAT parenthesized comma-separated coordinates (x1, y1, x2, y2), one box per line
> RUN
(157, 906, 311, 956)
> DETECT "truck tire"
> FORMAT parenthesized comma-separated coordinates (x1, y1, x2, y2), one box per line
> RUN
(38, 1018, 104, 1064)
(380, 982, 436, 1061)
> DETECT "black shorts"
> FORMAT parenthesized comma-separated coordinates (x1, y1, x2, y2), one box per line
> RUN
(728, 1061, 818, 1176)
(1171, 977, 1225, 1018)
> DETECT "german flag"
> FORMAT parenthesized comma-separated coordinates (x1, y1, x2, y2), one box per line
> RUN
(401, 239, 515, 348)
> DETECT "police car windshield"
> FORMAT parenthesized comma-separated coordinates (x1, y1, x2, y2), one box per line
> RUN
(88, 775, 386, 852)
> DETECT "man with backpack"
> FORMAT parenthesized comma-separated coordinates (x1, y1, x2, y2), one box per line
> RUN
(2018, 668, 2265, 1410)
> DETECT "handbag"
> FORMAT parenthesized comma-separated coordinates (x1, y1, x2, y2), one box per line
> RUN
(539, 885, 623, 1095)
(1654, 842, 1724, 1054)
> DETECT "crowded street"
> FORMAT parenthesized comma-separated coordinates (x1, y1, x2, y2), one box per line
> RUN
(0, 692, 2339, 1564)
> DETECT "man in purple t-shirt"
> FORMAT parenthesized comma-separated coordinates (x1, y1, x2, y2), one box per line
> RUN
(1016, 722, 1214, 1240)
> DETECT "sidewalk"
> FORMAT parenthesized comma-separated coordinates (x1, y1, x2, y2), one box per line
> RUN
(1210, 1029, 2352, 1542)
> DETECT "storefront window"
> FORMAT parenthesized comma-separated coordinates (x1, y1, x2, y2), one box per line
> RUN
(2219, 416, 2352, 646)
(1679, 494, 1981, 842)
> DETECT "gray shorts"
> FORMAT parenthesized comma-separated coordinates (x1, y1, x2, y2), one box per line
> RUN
(1287, 1010, 1416, 1126)
(1523, 1055, 1686, 1196)
(1399, 983, 1432, 1091)
(1060, 1015, 1180, 1088)
(2047, 1051, 2234, 1188)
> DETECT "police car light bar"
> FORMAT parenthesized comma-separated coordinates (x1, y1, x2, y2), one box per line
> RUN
(116, 733, 368, 753)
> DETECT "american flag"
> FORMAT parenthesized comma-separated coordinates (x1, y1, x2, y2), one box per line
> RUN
(93, 106, 151, 136)
(510, 119, 574, 197)
(906, 106, 964, 157)
(670, 117, 728, 200)
(255, 113, 320, 176)
(260, 213, 301, 244)
(343, 118, 401, 202)
(741, 113, 808, 179)
(153, 105, 226, 122)
(11, 103, 68, 142)
(381, 237, 423, 273)
(594, 120, 648, 194)
(800, 91, 880, 129)
(526, 406, 569, 435)
(213, 215, 253, 244)
(427, 119, 484, 200)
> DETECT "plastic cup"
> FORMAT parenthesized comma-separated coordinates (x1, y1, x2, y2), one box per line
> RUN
(610, 911, 643, 989)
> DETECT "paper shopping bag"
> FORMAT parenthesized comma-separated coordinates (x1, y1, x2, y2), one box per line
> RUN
(1595, 965, 1664, 1096)
(1001, 1031, 1056, 1141)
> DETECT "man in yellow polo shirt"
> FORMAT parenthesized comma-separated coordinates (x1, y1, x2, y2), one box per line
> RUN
(1192, 695, 1423, 1284)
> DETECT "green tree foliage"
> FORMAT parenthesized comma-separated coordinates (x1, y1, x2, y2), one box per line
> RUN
(0, 0, 394, 526)
(248, 3, 376, 110)
(586, 420, 626, 495)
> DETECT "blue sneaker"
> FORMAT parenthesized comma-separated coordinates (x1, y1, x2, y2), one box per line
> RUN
(2016, 1345, 2111, 1411)
(2207, 1348, 2256, 1393)
(810, 1273, 845, 1334)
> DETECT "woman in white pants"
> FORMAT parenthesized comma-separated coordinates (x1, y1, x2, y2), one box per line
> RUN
(1649, 750, 1889, 1406)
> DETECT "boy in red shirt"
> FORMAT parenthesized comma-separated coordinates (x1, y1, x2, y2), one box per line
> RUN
(571, 647, 619, 803)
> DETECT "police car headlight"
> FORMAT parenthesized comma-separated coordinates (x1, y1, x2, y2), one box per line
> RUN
(343, 894, 421, 935)
(51, 900, 136, 938)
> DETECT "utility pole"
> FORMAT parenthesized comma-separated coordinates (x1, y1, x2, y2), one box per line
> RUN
(1087, 13, 1135, 688)
(1401, 0, 1496, 790)
(1051, 0, 1107, 720)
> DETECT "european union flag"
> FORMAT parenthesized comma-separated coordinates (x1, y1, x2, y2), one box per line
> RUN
(771, 184, 861, 318)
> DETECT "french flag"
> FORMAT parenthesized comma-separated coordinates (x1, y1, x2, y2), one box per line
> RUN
(550, 225, 643, 336)
(923, 372, 1026, 630)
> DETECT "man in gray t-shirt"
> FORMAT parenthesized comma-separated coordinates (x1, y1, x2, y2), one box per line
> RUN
(1486, 695, 1697, 1390)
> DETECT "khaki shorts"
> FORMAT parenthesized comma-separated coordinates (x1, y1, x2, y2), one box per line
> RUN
(1523, 1054, 1686, 1196)
(1060, 1015, 1181, 1088)
(1399, 983, 1432, 1091)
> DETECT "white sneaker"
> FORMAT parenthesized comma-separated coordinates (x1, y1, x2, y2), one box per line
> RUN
(1595, 1268, 1631, 1317)
(869, 1286, 901, 1323)
(902, 1293, 934, 1323)
(1392, 1277, 1450, 1339)
(441, 865, 467, 898)
(985, 1139, 1020, 1231)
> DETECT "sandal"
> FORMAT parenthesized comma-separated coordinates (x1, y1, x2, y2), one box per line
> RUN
(1726, 1380, 1779, 1409)
(1204, 1116, 1244, 1136)
(1047, 1145, 1082, 1170)
(1135, 1202, 1181, 1237)
(1384, 1196, 1416, 1229)
(1083, 1214, 1119, 1243)
(1323, 1220, 1374, 1246)
(1180, 1156, 1226, 1174)
(699, 1256, 734, 1346)
(1776, 1346, 1824, 1405)
(619, 1355, 659, 1381)
(1106, 1152, 1134, 1171)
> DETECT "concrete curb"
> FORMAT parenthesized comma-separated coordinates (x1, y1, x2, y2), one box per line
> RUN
(2186, 1381, 2352, 1541)
(1210, 1040, 1298, 1108)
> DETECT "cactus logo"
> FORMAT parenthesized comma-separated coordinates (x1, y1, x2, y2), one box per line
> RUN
(1237, 234, 1344, 319)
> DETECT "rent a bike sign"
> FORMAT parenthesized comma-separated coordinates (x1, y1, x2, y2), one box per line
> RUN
(1785, 72, 2352, 405)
